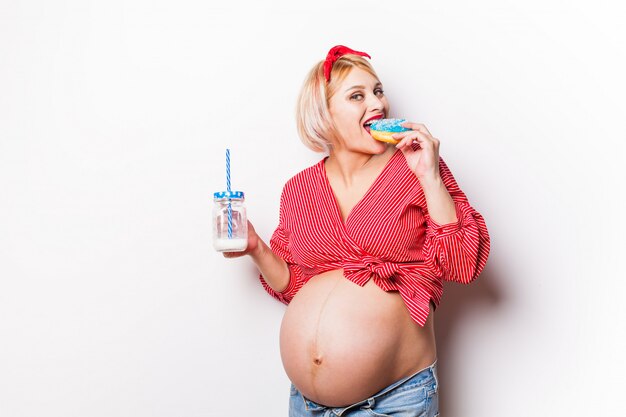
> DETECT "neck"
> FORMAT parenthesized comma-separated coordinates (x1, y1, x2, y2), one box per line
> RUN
(325, 147, 395, 187)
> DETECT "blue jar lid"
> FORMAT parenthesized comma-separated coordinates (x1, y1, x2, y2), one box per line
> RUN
(213, 190, 245, 199)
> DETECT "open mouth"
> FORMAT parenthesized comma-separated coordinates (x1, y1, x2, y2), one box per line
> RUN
(363, 115, 383, 134)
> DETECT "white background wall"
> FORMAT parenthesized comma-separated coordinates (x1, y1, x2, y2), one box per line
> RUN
(1, 1, 624, 416)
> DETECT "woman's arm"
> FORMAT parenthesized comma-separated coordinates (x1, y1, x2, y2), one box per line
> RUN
(394, 121, 457, 224)
(224, 180, 307, 303)
(394, 123, 490, 283)
(223, 221, 290, 293)
(418, 175, 457, 225)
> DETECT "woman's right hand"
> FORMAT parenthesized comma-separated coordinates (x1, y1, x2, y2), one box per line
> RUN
(222, 220, 261, 258)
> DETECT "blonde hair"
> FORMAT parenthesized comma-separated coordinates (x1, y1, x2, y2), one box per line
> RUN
(296, 55, 380, 153)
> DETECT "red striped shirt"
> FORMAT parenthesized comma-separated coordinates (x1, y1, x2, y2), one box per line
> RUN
(259, 150, 490, 326)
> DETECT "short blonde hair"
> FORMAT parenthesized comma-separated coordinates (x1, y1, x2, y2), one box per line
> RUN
(296, 55, 380, 153)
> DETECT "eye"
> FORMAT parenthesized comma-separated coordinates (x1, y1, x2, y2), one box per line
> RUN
(374, 88, 384, 97)
(350, 92, 364, 101)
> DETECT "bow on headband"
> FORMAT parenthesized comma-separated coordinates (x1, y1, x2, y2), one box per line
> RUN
(323, 45, 371, 82)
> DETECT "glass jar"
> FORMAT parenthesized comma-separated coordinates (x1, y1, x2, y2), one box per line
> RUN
(212, 191, 248, 252)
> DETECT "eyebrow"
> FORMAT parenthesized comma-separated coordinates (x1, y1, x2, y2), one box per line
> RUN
(344, 82, 382, 92)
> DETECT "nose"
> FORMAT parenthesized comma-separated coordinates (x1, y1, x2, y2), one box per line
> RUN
(366, 92, 385, 112)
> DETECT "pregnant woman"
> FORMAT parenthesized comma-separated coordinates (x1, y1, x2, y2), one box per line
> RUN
(223, 45, 490, 416)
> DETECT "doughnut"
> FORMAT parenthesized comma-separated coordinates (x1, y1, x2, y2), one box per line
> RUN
(368, 118, 411, 144)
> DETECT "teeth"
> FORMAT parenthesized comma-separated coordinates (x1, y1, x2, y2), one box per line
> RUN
(364, 116, 382, 126)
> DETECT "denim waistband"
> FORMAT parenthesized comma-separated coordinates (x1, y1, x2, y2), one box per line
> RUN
(301, 359, 438, 415)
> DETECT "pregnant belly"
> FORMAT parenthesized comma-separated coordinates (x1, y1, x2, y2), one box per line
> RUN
(279, 269, 437, 407)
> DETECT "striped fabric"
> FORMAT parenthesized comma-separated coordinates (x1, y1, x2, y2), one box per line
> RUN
(259, 150, 490, 326)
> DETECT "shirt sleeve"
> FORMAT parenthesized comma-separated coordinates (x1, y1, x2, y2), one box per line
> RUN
(258, 185, 305, 304)
(422, 157, 491, 284)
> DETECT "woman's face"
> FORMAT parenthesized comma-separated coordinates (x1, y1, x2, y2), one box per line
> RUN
(328, 67, 389, 153)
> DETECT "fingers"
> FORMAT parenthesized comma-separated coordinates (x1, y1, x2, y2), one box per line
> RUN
(393, 132, 420, 150)
(393, 129, 439, 151)
(393, 122, 437, 149)
(401, 122, 432, 137)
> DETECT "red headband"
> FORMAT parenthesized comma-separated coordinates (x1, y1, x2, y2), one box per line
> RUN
(323, 45, 371, 82)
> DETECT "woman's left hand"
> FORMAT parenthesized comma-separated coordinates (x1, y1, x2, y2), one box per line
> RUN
(393, 122, 441, 182)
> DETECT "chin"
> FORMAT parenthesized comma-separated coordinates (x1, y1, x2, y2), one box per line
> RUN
(370, 139, 391, 154)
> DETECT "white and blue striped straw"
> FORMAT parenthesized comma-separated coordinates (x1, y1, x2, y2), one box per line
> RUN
(226, 149, 232, 238)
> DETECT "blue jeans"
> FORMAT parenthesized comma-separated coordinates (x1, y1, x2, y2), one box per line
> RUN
(288, 361, 439, 417)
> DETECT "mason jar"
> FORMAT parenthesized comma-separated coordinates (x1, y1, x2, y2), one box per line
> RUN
(212, 191, 248, 252)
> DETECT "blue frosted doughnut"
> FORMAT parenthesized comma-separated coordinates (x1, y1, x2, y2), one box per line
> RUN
(369, 118, 411, 144)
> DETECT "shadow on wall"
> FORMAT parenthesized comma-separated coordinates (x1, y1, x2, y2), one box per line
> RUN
(435, 263, 504, 416)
